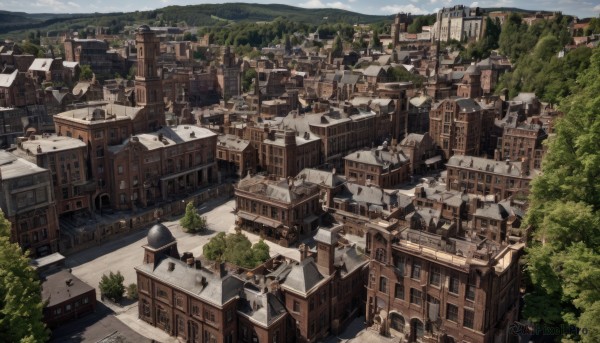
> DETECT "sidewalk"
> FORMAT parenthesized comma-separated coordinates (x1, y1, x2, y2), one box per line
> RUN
(115, 304, 181, 343)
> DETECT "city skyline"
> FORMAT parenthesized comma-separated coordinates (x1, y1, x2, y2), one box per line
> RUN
(1, 0, 598, 20)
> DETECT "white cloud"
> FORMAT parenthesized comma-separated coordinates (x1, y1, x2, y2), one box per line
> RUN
(299, 0, 351, 10)
(381, 4, 429, 15)
(470, 1, 479, 7)
(593, 4, 600, 12)
(67, 1, 80, 7)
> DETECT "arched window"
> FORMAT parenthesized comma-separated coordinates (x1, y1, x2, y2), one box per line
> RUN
(390, 313, 405, 332)
(375, 248, 386, 263)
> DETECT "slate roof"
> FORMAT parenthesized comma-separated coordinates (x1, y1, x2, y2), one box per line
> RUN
(218, 134, 251, 152)
(136, 256, 244, 307)
(28, 58, 54, 72)
(296, 168, 345, 188)
(0, 70, 17, 87)
(344, 148, 409, 169)
(447, 155, 530, 178)
(0, 151, 46, 179)
(314, 228, 338, 245)
(238, 288, 287, 327)
(281, 257, 325, 294)
(455, 98, 481, 112)
(17, 134, 86, 156)
(42, 270, 94, 307)
(334, 244, 368, 277)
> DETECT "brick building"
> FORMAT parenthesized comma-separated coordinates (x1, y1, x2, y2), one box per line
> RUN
(217, 134, 257, 178)
(14, 134, 93, 217)
(235, 174, 322, 246)
(63, 38, 126, 77)
(398, 133, 440, 175)
(135, 223, 367, 343)
(0, 70, 39, 108)
(429, 98, 495, 159)
(0, 151, 59, 257)
(445, 155, 535, 200)
(365, 221, 524, 343)
(343, 143, 410, 188)
(501, 123, 547, 171)
(41, 269, 97, 328)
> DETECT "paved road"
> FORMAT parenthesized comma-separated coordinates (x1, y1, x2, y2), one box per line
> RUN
(66, 197, 238, 299)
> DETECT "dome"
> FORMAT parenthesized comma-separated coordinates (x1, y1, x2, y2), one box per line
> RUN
(147, 222, 175, 249)
(465, 64, 481, 75)
(137, 25, 151, 33)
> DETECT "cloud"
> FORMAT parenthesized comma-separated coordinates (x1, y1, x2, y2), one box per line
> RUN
(593, 4, 600, 12)
(299, 0, 351, 10)
(67, 1, 80, 7)
(470, 1, 479, 7)
(380, 4, 429, 15)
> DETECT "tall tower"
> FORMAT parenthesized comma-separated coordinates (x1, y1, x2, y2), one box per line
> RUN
(135, 25, 165, 131)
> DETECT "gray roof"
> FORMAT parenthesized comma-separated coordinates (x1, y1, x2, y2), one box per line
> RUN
(455, 98, 481, 112)
(334, 245, 368, 277)
(362, 65, 384, 77)
(0, 70, 17, 88)
(217, 134, 251, 152)
(296, 168, 345, 188)
(146, 222, 175, 249)
(447, 155, 530, 178)
(136, 256, 244, 307)
(238, 288, 287, 327)
(339, 74, 360, 86)
(237, 175, 319, 204)
(28, 58, 54, 72)
(281, 258, 324, 294)
(474, 203, 510, 220)
(42, 270, 94, 307)
(314, 228, 338, 245)
(19, 134, 86, 155)
(0, 151, 46, 179)
(344, 148, 408, 169)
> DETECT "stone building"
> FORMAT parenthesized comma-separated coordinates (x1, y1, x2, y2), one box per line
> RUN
(259, 129, 321, 179)
(364, 219, 524, 343)
(431, 5, 484, 43)
(135, 223, 367, 343)
(235, 174, 322, 246)
(0, 150, 59, 257)
(343, 143, 410, 188)
(500, 123, 547, 171)
(398, 133, 440, 175)
(63, 38, 126, 77)
(445, 155, 535, 200)
(0, 70, 39, 108)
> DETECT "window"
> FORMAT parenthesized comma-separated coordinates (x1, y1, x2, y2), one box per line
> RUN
(394, 283, 404, 299)
(118, 165, 123, 174)
(293, 300, 300, 313)
(430, 266, 441, 286)
(411, 261, 421, 280)
(379, 277, 388, 294)
(410, 288, 422, 306)
(466, 278, 476, 301)
(447, 303, 458, 322)
(204, 309, 216, 322)
(464, 309, 475, 329)
(449, 274, 460, 294)
(192, 304, 200, 316)
(96, 146, 104, 158)
(394, 255, 405, 276)
(65, 304, 72, 312)
(375, 248, 386, 263)
(157, 288, 168, 299)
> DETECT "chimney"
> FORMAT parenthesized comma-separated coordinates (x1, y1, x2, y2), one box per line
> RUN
(298, 243, 309, 261)
(168, 262, 175, 271)
(186, 257, 194, 267)
(218, 261, 227, 278)
(195, 260, 202, 270)
(494, 149, 501, 161)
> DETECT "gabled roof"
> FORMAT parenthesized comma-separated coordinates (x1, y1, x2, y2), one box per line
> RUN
(334, 245, 368, 277)
(238, 288, 287, 327)
(296, 168, 345, 188)
(0, 70, 17, 88)
(28, 58, 54, 72)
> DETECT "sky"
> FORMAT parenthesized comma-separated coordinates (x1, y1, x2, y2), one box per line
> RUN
(1, 0, 598, 19)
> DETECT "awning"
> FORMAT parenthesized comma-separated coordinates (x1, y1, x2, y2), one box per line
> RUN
(237, 211, 257, 222)
(254, 216, 283, 228)
(425, 155, 442, 165)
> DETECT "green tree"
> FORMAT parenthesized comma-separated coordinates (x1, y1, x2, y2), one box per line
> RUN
(331, 35, 343, 58)
(203, 232, 227, 261)
(252, 240, 270, 265)
(203, 232, 270, 268)
(0, 210, 49, 343)
(126, 283, 138, 300)
(99, 271, 125, 302)
(242, 68, 257, 92)
(524, 47, 600, 342)
(370, 30, 381, 49)
(79, 65, 93, 81)
(180, 202, 207, 233)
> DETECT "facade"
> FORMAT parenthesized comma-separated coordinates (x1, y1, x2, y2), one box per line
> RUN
(135, 223, 367, 343)
(501, 124, 546, 171)
(235, 174, 322, 246)
(398, 133, 439, 175)
(343, 144, 410, 188)
(365, 222, 523, 343)
(107, 125, 217, 211)
(14, 134, 93, 216)
(63, 38, 125, 77)
(445, 155, 535, 200)
(432, 6, 484, 43)
(41, 269, 97, 328)
(0, 151, 59, 257)
(0, 70, 39, 108)
(216, 134, 257, 178)
(429, 98, 485, 159)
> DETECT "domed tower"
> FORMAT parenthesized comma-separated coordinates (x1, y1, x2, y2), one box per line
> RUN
(143, 222, 180, 265)
(135, 25, 165, 131)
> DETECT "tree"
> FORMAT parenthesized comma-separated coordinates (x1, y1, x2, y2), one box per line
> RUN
(242, 68, 257, 92)
(370, 30, 381, 49)
(203, 232, 270, 268)
(126, 283, 138, 300)
(99, 271, 125, 302)
(203, 232, 227, 261)
(524, 48, 600, 342)
(0, 210, 49, 343)
(331, 35, 343, 58)
(79, 65, 93, 81)
(180, 202, 207, 233)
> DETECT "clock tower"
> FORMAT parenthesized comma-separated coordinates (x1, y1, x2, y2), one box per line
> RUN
(135, 25, 165, 131)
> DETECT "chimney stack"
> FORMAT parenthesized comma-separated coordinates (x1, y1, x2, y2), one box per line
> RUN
(298, 243, 309, 261)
